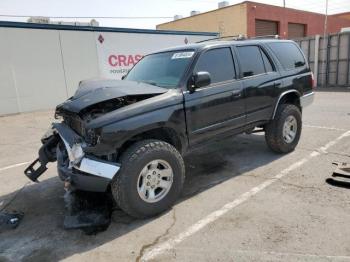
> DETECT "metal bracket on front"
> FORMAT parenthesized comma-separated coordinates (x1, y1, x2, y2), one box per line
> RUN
(24, 135, 59, 182)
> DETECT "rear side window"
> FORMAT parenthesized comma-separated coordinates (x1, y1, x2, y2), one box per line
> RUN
(236, 46, 266, 77)
(194, 47, 236, 84)
(267, 42, 306, 70)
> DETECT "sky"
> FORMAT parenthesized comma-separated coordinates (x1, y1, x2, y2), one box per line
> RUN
(0, 0, 350, 29)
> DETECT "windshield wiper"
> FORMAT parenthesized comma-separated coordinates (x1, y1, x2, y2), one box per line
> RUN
(142, 80, 160, 87)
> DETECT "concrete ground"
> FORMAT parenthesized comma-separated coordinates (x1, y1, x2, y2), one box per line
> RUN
(0, 91, 350, 262)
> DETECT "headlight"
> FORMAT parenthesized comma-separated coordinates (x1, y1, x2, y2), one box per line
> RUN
(71, 143, 84, 163)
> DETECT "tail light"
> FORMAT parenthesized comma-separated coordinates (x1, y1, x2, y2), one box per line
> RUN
(311, 72, 316, 89)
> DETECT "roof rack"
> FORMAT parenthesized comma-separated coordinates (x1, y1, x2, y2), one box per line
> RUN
(196, 34, 246, 43)
(249, 35, 280, 39)
(196, 34, 280, 43)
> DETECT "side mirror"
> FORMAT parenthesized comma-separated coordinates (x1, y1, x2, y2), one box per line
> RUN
(189, 71, 211, 93)
(121, 75, 126, 80)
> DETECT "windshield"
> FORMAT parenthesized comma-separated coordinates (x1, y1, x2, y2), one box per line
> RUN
(125, 50, 195, 88)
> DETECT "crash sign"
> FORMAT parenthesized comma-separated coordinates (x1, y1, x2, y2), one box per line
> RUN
(95, 32, 210, 79)
(108, 54, 143, 68)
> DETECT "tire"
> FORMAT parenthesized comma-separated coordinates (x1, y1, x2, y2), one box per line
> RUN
(111, 139, 185, 218)
(265, 104, 302, 153)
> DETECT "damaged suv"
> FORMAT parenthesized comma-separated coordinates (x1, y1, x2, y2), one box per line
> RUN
(25, 39, 314, 218)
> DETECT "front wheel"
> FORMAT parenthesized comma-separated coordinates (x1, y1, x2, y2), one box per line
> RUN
(265, 104, 302, 153)
(111, 140, 185, 218)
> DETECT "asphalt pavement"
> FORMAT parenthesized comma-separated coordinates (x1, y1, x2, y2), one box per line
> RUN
(0, 91, 350, 262)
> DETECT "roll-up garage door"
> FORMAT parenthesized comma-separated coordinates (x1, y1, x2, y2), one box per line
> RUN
(288, 23, 305, 38)
(255, 19, 278, 36)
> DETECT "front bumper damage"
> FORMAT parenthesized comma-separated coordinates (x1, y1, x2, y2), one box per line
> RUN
(24, 123, 120, 192)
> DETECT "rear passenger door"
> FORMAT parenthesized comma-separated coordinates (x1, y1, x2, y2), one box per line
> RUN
(235, 45, 280, 124)
(184, 47, 245, 146)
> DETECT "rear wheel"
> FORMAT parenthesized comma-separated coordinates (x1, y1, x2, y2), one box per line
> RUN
(265, 104, 302, 153)
(111, 139, 185, 218)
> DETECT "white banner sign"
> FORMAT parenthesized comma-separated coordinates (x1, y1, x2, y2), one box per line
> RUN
(95, 31, 213, 79)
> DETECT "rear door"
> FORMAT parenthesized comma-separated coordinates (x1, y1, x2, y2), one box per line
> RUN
(184, 47, 245, 145)
(235, 45, 280, 124)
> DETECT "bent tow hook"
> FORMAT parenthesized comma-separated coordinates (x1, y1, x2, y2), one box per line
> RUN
(24, 135, 59, 182)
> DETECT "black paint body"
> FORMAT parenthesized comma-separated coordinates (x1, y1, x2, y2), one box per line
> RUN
(56, 39, 313, 157)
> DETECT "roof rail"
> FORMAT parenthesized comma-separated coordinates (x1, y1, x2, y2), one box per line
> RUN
(196, 34, 280, 43)
(196, 34, 246, 43)
(249, 35, 280, 39)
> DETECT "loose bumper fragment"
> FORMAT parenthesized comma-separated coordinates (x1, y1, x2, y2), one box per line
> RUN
(24, 123, 120, 192)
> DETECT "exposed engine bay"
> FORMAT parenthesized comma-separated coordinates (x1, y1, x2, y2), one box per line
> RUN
(79, 95, 155, 122)
(24, 79, 170, 192)
(55, 94, 157, 147)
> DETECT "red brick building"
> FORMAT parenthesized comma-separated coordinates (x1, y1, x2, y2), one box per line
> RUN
(246, 2, 350, 38)
(157, 1, 350, 39)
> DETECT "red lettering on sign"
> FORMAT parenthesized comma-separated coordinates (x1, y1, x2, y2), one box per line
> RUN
(117, 55, 126, 66)
(108, 54, 143, 67)
(135, 55, 142, 63)
(108, 55, 118, 66)
(127, 55, 135, 66)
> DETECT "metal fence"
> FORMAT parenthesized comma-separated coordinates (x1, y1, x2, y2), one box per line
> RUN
(294, 32, 350, 88)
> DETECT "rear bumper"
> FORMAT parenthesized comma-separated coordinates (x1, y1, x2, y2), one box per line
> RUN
(24, 123, 120, 192)
(300, 92, 314, 107)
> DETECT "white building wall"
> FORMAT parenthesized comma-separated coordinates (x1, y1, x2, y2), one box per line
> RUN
(0, 27, 67, 114)
(0, 28, 19, 114)
(59, 30, 100, 97)
(0, 24, 215, 115)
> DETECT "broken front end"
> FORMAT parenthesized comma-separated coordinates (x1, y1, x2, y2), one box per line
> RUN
(24, 79, 168, 192)
(24, 121, 120, 192)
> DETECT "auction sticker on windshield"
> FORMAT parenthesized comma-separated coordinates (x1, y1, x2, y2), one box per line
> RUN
(171, 52, 195, 59)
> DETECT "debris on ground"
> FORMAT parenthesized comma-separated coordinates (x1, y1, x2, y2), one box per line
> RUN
(63, 190, 114, 235)
(326, 162, 350, 189)
(0, 211, 24, 232)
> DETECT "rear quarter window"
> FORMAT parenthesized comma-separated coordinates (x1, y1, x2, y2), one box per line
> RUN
(267, 42, 306, 70)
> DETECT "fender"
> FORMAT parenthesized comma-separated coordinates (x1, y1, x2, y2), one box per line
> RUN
(86, 102, 188, 155)
(271, 89, 301, 119)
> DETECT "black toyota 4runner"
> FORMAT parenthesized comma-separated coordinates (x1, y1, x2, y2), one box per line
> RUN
(25, 39, 314, 218)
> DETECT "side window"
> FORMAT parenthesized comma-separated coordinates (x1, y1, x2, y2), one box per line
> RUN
(267, 42, 306, 70)
(194, 48, 236, 84)
(237, 46, 266, 77)
(261, 49, 274, 73)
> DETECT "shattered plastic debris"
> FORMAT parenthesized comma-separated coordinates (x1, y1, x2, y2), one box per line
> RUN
(0, 211, 24, 231)
(326, 162, 350, 189)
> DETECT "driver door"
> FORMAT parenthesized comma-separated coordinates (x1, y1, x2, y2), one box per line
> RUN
(183, 47, 245, 146)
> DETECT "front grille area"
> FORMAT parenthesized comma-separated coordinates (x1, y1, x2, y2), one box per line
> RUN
(64, 116, 84, 137)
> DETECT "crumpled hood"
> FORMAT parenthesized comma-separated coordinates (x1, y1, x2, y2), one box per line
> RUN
(56, 79, 168, 114)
